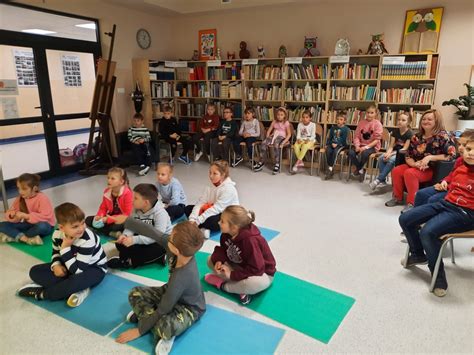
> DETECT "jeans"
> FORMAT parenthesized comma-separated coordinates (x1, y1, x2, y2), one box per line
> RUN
(399, 200, 474, 275)
(131, 142, 152, 167)
(165, 204, 186, 221)
(325, 145, 345, 167)
(233, 136, 257, 158)
(0, 221, 53, 239)
(211, 137, 233, 160)
(184, 205, 221, 231)
(376, 154, 396, 183)
(29, 263, 105, 300)
(348, 147, 375, 171)
(414, 186, 447, 207)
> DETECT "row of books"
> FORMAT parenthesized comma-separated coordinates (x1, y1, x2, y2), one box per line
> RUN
(149, 62, 175, 80)
(381, 61, 429, 79)
(379, 86, 434, 104)
(208, 64, 240, 80)
(326, 108, 424, 128)
(212, 102, 243, 119)
(176, 101, 206, 117)
(245, 85, 282, 101)
(242, 65, 282, 80)
(209, 81, 242, 99)
(331, 64, 378, 80)
(381, 109, 423, 127)
(175, 83, 206, 98)
(151, 100, 173, 119)
(285, 83, 326, 102)
(175, 66, 206, 81)
(151, 81, 173, 98)
(326, 108, 367, 125)
(284, 64, 328, 80)
(287, 105, 324, 123)
(329, 85, 377, 101)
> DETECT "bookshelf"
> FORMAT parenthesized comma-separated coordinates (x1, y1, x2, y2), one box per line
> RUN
(132, 53, 439, 139)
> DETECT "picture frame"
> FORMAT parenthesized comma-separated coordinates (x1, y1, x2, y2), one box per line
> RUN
(198, 29, 217, 60)
(401, 7, 444, 54)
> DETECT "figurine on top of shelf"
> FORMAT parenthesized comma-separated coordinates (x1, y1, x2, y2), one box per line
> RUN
(356, 49, 363, 55)
(257, 45, 265, 58)
(216, 48, 222, 59)
(334, 38, 350, 56)
(239, 41, 250, 59)
(227, 51, 236, 59)
(366, 33, 388, 54)
(278, 45, 287, 58)
(131, 81, 144, 114)
(298, 36, 320, 57)
(191, 50, 199, 61)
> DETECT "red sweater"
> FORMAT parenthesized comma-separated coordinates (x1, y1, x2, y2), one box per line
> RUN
(445, 162, 474, 210)
(442, 156, 463, 185)
(198, 114, 220, 131)
(211, 224, 276, 281)
(96, 185, 133, 224)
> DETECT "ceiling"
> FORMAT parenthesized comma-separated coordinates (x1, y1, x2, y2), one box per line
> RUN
(104, 0, 312, 16)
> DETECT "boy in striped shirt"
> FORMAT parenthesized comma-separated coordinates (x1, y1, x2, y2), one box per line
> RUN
(17, 203, 107, 307)
(128, 113, 153, 176)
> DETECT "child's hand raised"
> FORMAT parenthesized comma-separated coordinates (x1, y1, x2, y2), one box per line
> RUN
(116, 328, 141, 344)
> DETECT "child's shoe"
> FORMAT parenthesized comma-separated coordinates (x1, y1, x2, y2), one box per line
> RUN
(358, 169, 366, 182)
(194, 151, 203, 162)
(107, 256, 130, 269)
(155, 336, 175, 355)
(292, 164, 298, 173)
(204, 273, 225, 289)
(433, 270, 448, 297)
(297, 160, 305, 167)
(126, 310, 139, 323)
(231, 156, 243, 167)
(0, 232, 14, 243)
(400, 254, 428, 268)
(178, 155, 191, 165)
(385, 198, 404, 207)
(272, 164, 280, 175)
(67, 288, 90, 307)
(17, 283, 44, 300)
(239, 294, 252, 305)
(253, 162, 264, 172)
(200, 228, 210, 239)
(369, 179, 380, 190)
(139, 166, 150, 176)
(25, 235, 43, 246)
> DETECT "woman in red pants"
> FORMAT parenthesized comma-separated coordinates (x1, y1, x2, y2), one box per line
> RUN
(385, 109, 456, 212)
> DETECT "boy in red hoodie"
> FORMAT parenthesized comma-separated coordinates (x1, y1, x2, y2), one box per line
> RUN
(193, 103, 220, 162)
(399, 136, 474, 297)
(204, 205, 276, 305)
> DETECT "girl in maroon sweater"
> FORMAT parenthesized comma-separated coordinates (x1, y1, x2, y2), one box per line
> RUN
(205, 205, 276, 305)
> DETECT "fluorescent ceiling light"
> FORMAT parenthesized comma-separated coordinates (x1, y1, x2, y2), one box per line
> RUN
(75, 23, 96, 30)
(22, 28, 57, 35)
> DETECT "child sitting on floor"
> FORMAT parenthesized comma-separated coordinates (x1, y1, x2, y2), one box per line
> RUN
(324, 112, 350, 180)
(292, 110, 316, 173)
(205, 205, 276, 305)
(107, 183, 172, 269)
(17, 202, 107, 307)
(115, 219, 205, 355)
(0, 173, 54, 245)
(185, 160, 239, 239)
(85, 167, 133, 238)
(128, 113, 153, 176)
(156, 163, 187, 221)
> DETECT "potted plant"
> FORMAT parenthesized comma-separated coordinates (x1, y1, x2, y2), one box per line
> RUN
(442, 83, 474, 130)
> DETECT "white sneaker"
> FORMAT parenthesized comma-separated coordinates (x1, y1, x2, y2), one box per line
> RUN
(369, 179, 380, 191)
(194, 151, 203, 162)
(200, 228, 211, 239)
(0, 232, 14, 243)
(138, 166, 150, 176)
(292, 164, 298, 172)
(126, 310, 138, 323)
(155, 336, 175, 355)
(67, 288, 90, 307)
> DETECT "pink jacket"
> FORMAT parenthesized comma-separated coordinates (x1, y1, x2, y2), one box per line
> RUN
(353, 119, 383, 151)
(7, 192, 55, 226)
(96, 185, 133, 224)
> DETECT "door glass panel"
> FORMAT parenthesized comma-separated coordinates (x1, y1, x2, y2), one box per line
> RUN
(46, 50, 95, 115)
(0, 45, 41, 119)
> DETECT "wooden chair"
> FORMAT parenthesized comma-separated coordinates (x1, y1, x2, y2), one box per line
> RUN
(271, 123, 295, 173)
(403, 230, 474, 292)
(368, 127, 392, 182)
(290, 123, 323, 176)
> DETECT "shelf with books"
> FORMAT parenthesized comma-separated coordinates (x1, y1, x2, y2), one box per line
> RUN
(151, 80, 174, 98)
(380, 108, 424, 127)
(175, 82, 207, 98)
(209, 81, 242, 99)
(329, 85, 378, 101)
(285, 100, 326, 104)
(208, 61, 242, 80)
(380, 54, 438, 80)
(149, 60, 175, 81)
(330, 63, 379, 80)
(245, 84, 282, 102)
(287, 105, 325, 123)
(284, 59, 328, 81)
(245, 99, 282, 104)
(252, 105, 280, 121)
(242, 58, 283, 80)
(284, 81, 326, 102)
(330, 79, 378, 83)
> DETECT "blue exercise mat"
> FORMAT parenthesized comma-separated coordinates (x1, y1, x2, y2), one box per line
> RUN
(110, 305, 285, 355)
(210, 226, 279, 242)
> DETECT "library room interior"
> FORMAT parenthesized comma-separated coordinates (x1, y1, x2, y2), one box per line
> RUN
(1, 0, 473, 354)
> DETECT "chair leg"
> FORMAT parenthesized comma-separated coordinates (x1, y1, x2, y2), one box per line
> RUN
(430, 238, 451, 292)
(346, 160, 352, 182)
(403, 244, 410, 268)
(310, 150, 314, 176)
(450, 239, 455, 264)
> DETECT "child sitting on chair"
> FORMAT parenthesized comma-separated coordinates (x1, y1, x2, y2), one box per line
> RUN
(211, 106, 238, 161)
(232, 107, 261, 168)
(292, 110, 316, 173)
(324, 112, 350, 180)
(17, 203, 107, 307)
(193, 103, 220, 162)
(159, 105, 192, 165)
(128, 113, 153, 176)
(205, 205, 276, 305)
(156, 163, 187, 221)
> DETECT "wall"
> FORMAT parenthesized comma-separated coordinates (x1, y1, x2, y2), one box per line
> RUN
(170, 0, 474, 130)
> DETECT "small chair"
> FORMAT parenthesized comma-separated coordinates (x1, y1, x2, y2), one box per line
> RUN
(403, 230, 474, 292)
(368, 128, 392, 182)
(290, 123, 324, 176)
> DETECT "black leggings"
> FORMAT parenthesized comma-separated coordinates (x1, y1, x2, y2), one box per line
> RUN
(116, 243, 166, 267)
(166, 204, 186, 221)
(184, 205, 221, 231)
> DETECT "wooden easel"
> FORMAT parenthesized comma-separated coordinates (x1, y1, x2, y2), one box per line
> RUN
(81, 25, 117, 175)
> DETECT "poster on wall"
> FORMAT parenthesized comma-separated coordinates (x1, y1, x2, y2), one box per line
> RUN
(0, 97, 19, 119)
(61, 55, 82, 87)
(13, 49, 37, 87)
(0, 80, 19, 95)
(401, 7, 444, 53)
(198, 29, 217, 60)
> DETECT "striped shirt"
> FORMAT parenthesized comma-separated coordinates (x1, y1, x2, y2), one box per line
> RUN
(51, 228, 107, 274)
(128, 126, 151, 143)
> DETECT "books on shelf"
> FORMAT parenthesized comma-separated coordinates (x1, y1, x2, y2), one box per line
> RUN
(209, 81, 242, 99)
(285, 82, 326, 102)
(149, 63, 175, 80)
(176, 82, 206, 97)
(379, 85, 434, 104)
(381, 108, 424, 127)
(329, 85, 377, 101)
(179, 120, 197, 133)
(253, 106, 278, 121)
(212, 101, 242, 119)
(245, 85, 282, 101)
(287, 105, 324, 123)
(151, 81, 173, 98)
(284, 64, 328, 80)
(175, 66, 206, 80)
(327, 108, 367, 125)
(330, 63, 378, 79)
(381, 61, 432, 79)
(243, 65, 282, 80)
(208, 63, 241, 80)
(177, 100, 205, 118)
(151, 100, 173, 119)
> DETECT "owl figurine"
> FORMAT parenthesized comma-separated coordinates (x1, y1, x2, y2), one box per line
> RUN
(278, 45, 287, 58)
(257, 45, 265, 58)
(334, 38, 350, 56)
(227, 51, 236, 59)
(191, 50, 199, 61)
(299, 36, 320, 57)
(366, 33, 388, 55)
(403, 8, 439, 53)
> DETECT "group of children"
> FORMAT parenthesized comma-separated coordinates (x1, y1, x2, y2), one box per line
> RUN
(1, 161, 276, 354)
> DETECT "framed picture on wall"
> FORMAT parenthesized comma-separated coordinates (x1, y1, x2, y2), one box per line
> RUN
(198, 29, 217, 60)
(401, 7, 444, 54)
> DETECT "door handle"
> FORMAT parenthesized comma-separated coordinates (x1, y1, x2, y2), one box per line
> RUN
(34, 106, 41, 109)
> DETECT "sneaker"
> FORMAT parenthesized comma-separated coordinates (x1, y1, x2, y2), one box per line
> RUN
(385, 198, 404, 207)
(107, 256, 130, 269)
(67, 288, 90, 307)
(400, 232, 407, 243)
(178, 155, 191, 165)
(207, 155, 211, 162)
(232, 156, 243, 167)
(126, 310, 139, 323)
(17, 283, 44, 299)
(109, 231, 122, 239)
(0, 232, 14, 243)
(272, 164, 280, 175)
(369, 179, 380, 191)
(253, 162, 264, 172)
(239, 294, 252, 305)
(324, 171, 334, 180)
(155, 336, 175, 355)
(138, 166, 150, 176)
(400, 254, 428, 268)
(433, 270, 448, 297)
(292, 164, 298, 173)
(139, 164, 145, 169)
(204, 273, 225, 290)
(351, 170, 360, 177)
(358, 169, 366, 183)
(297, 160, 305, 167)
(378, 182, 388, 188)
(24, 235, 44, 246)
(194, 151, 203, 162)
(200, 228, 210, 239)
(401, 204, 414, 214)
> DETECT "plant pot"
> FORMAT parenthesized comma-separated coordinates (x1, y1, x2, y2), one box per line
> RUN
(457, 119, 474, 130)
